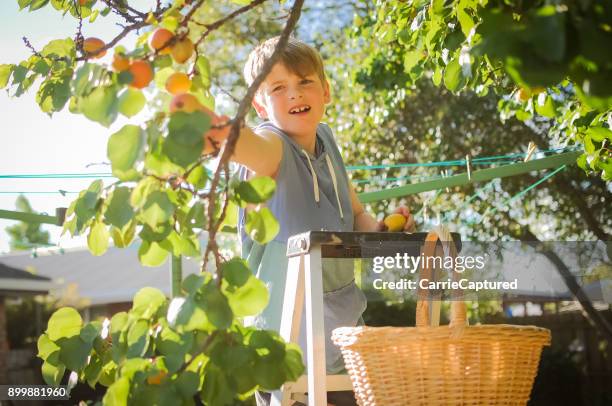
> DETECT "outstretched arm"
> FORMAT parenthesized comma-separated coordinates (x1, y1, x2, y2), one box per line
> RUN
(349, 183, 416, 232)
(204, 113, 283, 178)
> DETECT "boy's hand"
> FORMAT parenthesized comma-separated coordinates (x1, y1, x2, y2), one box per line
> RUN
(377, 206, 416, 233)
(201, 107, 231, 154)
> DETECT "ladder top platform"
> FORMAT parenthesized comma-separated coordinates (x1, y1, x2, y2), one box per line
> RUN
(286, 231, 462, 258)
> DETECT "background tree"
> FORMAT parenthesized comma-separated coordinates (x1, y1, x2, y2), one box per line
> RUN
(6, 195, 51, 251)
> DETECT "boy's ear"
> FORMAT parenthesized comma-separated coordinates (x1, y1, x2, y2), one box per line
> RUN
(323, 79, 331, 104)
(251, 96, 268, 119)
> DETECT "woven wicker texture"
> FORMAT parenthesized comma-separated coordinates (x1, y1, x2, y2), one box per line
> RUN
(331, 227, 551, 405)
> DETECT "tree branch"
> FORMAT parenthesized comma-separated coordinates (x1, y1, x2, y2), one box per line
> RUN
(510, 217, 612, 342)
(193, 0, 268, 47)
(201, 0, 305, 274)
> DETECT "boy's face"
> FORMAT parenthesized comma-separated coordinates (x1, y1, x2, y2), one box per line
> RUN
(252, 63, 330, 140)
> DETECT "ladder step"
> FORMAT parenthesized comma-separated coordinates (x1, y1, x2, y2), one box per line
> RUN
(289, 374, 353, 393)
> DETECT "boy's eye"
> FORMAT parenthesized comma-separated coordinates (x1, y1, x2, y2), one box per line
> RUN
(272, 85, 284, 92)
(300, 79, 313, 84)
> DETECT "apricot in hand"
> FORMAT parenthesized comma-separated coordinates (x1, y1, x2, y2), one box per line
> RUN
(384, 213, 407, 232)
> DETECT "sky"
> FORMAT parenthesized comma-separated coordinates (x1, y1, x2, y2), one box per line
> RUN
(0, 1, 153, 254)
(0, 0, 351, 254)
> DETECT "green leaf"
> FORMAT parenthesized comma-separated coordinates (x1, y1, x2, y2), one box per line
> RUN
(167, 296, 211, 332)
(221, 258, 251, 287)
(138, 240, 169, 267)
(107, 125, 144, 181)
(165, 230, 200, 257)
(111, 222, 136, 248)
(201, 284, 233, 330)
(187, 202, 206, 229)
(36, 70, 73, 113)
(586, 126, 612, 142)
(118, 88, 146, 117)
(71, 179, 103, 232)
(139, 223, 173, 242)
(37, 333, 60, 360)
(201, 364, 234, 406)
(403, 50, 422, 73)
(81, 86, 119, 127)
(104, 376, 130, 406)
(42, 354, 66, 387)
(131, 177, 161, 209)
(163, 111, 209, 167)
(126, 320, 150, 358)
(443, 57, 464, 92)
(457, 5, 474, 37)
(530, 5, 566, 63)
(72, 63, 106, 97)
(29, 0, 50, 12)
(11, 64, 28, 85)
(105, 187, 135, 229)
(80, 322, 102, 344)
(193, 55, 211, 90)
(141, 191, 174, 227)
(19, 0, 32, 10)
(83, 356, 103, 388)
(225, 276, 269, 317)
(176, 371, 200, 400)
(156, 326, 193, 373)
(132, 287, 167, 319)
(57, 335, 92, 371)
(0, 64, 13, 89)
(235, 177, 276, 205)
(41, 38, 75, 60)
(245, 207, 280, 244)
(47, 307, 83, 341)
(534, 93, 556, 118)
(283, 343, 305, 381)
(181, 274, 207, 295)
(120, 358, 150, 380)
(88, 221, 109, 256)
(186, 165, 208, 190)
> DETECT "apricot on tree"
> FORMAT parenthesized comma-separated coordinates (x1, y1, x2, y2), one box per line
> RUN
(165, 72, 192, 95)
(128, 60, 153, 89)
(83, 37, 106, 59)
(149, 28, 174, 55)
(169, 93, 203, 113)
(171, 37, 194, 64)
(112, 53, 130, 72)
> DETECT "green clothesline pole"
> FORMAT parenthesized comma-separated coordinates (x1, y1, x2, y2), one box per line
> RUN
(357, 150, 580, 203)
(171, 255, 183, 298)
(0, 208, 66, 226)
(0, 207, 184, 298)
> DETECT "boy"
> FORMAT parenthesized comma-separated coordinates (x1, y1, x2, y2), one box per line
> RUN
(214, 36, 415, 405)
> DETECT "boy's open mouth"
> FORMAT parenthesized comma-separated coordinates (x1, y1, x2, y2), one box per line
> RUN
(289, 105, 311, 114)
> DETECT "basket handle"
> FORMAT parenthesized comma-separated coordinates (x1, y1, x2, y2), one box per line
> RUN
(415, 226, 467, 328)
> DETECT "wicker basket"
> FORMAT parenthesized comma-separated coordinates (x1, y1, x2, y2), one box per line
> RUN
(332, 228, 551, 406)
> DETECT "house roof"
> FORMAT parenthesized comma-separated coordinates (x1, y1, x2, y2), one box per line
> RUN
(0, 262, 53, 296)
(0, 238, 231, 305)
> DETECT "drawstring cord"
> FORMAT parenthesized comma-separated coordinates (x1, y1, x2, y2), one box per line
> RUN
(325, 154, 344, 221)
(302, 149, 345, 221)
(302, 150, 320, 205)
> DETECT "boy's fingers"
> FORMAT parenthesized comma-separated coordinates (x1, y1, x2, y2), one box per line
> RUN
(404, 214, 416, 232)
(394, 206, 411, 217)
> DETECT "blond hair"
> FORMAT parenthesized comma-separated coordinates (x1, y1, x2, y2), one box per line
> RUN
(243, 36, 327, 88)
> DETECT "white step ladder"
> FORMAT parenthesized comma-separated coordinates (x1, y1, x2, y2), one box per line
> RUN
(270, 231, 458, 405)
